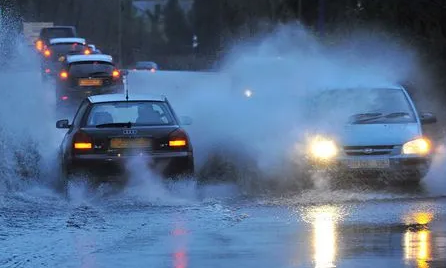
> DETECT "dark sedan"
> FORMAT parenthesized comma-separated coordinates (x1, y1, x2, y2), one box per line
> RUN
(56, 93, 194, 185)
(55, 54, 125, 111)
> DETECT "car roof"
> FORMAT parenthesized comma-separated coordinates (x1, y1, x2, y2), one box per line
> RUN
(66, 54, 113, 64)
(88, 93, 166, 103)
(49, 37, 86, 45)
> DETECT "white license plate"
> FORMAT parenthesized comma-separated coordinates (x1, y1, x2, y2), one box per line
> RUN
(347, 159, 390, 169)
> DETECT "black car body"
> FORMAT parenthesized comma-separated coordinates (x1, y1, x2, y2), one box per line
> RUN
(56, 94, 194, 182)
(41, 38, 90, 80)
(55, 54, 125, 110)
(35, 26, 77, 52)
(133, 61, 158, 72)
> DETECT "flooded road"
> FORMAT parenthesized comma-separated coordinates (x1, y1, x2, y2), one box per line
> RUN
(1, 182, 446, 268)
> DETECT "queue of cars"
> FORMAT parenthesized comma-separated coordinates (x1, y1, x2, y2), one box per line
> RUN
(34, 26, 192, 188)
(33, 26, 439, 188)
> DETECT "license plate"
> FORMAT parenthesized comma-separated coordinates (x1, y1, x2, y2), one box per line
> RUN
(78, 79, 103, 86)
(110, 138, 151, 149)
(347, 159, 390, 169)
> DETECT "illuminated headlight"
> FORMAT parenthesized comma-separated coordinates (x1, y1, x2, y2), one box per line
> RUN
(244, 89, 253, 98)
(402, 138, 431, 155)
(308, 136, 338, 159)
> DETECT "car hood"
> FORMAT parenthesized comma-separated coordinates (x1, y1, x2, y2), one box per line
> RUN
(335, 123, 421, 146)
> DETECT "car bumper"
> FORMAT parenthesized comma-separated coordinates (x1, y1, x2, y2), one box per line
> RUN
(66, 151, 194, 180)
(307, 155, 432, 180)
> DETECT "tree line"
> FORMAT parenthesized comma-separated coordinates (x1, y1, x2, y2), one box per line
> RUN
(1, 0, 446, 72)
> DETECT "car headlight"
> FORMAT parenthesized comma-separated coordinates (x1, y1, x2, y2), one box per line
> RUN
(402, 138, 431, 155)
(308, 136, 338, 159)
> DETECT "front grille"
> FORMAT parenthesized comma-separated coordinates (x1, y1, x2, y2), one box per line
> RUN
(343, 145, 395, 156)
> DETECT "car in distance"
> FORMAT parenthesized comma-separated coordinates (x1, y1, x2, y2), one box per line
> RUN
(133, 61, 158, 72)
(55, 54, 125, 109)
(303, 85, 437, 185)
(56, 94, 194, 184)
(35, 26, 77, 53)
(41, 37, 90, 81)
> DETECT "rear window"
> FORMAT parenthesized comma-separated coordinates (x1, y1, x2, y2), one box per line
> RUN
(40, 28, 75, 40)
(69, 61, 115, 76)
(85, 101, 175, 126)
(49, 43, 87, 55)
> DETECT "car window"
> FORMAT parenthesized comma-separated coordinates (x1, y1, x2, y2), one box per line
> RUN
(309, 88, 416, 124)
(49, 43, 87, 55)
(68, 61, 115, 76)
(85, 101, 175, 126)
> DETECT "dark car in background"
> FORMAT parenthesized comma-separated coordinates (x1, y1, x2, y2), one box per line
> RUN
(133, 61, 158, 72)
(56, 94, 194, 184)
(55, 54, 125, 110)
(35, 26, 77, 52)
(41, 37, 90, 81)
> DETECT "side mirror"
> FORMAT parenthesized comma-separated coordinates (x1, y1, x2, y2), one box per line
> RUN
(121, 69, 129, 76)
(179, 116, 193, 125)
(420, 112, 437, 124)
(56, 119, 70, 129)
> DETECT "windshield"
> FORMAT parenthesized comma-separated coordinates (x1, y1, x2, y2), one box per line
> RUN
(309, 88, 416, 124)
(69, 61, 115, 76)
(85, 101, 175, 127)
(49, 43, 87, 55)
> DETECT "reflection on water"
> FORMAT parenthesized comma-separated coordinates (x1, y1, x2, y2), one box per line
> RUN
(307, 206, 340, 268)
(171, 225, 188, 268)
(404, 229, 431, 268)
(403, 212, 434, 268)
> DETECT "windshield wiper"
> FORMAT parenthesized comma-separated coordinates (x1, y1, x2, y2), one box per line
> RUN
(353, 112, 410, 123)
(95, 122, 132, 128)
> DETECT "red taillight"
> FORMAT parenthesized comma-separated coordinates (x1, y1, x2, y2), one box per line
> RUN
(36, 40, 43, 51)
(45, 68, 51, 73)
(61, 96, 68, 101)
(112, 70, 120, 78)
(73, 131, 93, 150)
(44, 49, 51, 57)
(150, 68, 156, 73)
(59, 71, 68, 79)
(169, 128, 188, 148)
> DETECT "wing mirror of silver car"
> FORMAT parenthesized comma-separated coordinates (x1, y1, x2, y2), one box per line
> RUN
(180, 116, 193, 125)
(120, 69, 129, 76)
(56, 119, 71, 129)
(420, 112, 437, 124)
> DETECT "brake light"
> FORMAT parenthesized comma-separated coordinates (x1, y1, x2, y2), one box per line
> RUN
(84, 49, 91, 55)
(112, 70, 120, 78)
(150, 68, 156, 73)
(44, 49, 51, 57)
(59, 71, 68, 79)
(169, 128, 188, 147)
(45, 68, 51, 73)
(61, 96, 68, 101)
(73, 131, 93, 150)
(36, 40, 43, 51)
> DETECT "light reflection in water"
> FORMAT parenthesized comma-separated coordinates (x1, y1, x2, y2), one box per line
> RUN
(171, 225, 189, 268)
(309, 206, 339, 268)
(403, 212, 434, 268)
